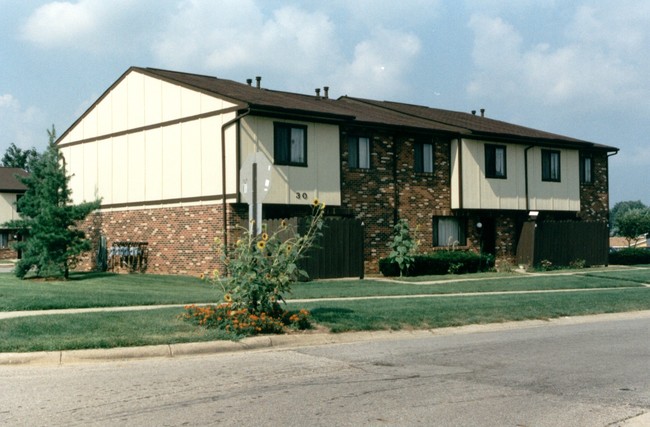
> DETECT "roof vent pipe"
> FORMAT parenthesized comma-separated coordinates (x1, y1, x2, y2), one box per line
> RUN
(471, 110, 476, 115)
(323, 86, 329, 99)
(255, 76, 261, 88)
(315, 88, 321, 98)
(480, 108, 485, 117)
(246, 78, 252, 86)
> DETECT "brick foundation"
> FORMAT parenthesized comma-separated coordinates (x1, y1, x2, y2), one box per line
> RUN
(77, 203, 248, 276)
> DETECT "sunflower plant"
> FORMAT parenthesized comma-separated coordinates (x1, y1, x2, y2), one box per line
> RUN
(210, 200, 325, 317)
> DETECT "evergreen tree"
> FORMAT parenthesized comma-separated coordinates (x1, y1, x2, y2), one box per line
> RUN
(4, 126, 100, 279)
(1, 142, 39, 172)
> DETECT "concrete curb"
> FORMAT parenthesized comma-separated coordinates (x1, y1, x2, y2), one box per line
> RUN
(2, 310, 649, 366)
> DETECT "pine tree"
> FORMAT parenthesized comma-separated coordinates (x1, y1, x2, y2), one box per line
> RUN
(4, 126, 101, 279)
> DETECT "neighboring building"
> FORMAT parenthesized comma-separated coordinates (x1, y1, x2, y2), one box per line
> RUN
(57, 67, 618, 275)
(610, 235, 649, 250)
(0, 167, 28, 260)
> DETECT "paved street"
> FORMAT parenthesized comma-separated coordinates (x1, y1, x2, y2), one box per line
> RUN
(1, 313, 649, 426)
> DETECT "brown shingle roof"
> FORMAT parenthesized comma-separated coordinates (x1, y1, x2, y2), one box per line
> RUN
(60, 66, 618, 151)
(0, 168, 28, 192)
(341, 97, 617, 150)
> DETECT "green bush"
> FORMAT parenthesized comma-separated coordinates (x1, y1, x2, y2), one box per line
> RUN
(379, 251, 495, 276)
(609, 248, 650, 265)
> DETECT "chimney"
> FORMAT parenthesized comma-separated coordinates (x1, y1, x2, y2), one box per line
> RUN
(315, 88, 321, 98)
(471, 110, 476, 115)
(480, 108, 485, 117)
(323, 86, 329, 99)
(246, 78, 252, 86)
(255, 76, 261, 89)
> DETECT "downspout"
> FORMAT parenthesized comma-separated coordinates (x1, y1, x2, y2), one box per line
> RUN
(456, 138, 463, 209)
(524, 145, 534, 211)
(221, 108, 251, 255)
(393, 137, 399, 225)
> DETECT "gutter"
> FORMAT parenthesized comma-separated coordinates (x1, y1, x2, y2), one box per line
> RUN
(221, 108, 251, 255)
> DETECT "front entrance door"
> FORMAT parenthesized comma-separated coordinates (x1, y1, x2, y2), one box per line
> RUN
(479, 217, 496, 255)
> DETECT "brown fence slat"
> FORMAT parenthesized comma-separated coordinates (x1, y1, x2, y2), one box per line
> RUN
(517, 220, 608, 267)
(262, 217, 364, 280)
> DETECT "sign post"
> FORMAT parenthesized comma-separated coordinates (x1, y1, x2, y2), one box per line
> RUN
(240, 153, 272, 235)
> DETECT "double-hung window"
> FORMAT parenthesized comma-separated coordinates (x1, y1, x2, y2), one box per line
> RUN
(414, 142, 434, 173)
(542, 149, 561, 182)
(274, 123, 307, 166)
(580, 155, 593, 184)
(432, 217, 467, 247)
(485, 144, 507, 179)
(348, 136, 370, 169)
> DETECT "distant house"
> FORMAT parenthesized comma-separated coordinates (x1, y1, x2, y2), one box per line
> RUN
(610, 235, 649, 250)
(0, 167, 28, 260)
(57, 67, 618, 275)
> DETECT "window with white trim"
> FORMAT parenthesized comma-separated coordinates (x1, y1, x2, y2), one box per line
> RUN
(274, 123, 307, 166)
(414, 142, 434, 173)
(348, 136, 370, 169)
(432, 217, 467, 247)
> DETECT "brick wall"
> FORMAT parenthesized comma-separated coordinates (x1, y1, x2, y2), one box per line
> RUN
(579, 151, 610, 223)
(77, 203, 248, 276)
(340, 128, 466, 272)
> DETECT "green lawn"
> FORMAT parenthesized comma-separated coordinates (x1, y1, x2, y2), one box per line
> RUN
(0, 272, 221, 311)
(1, 267, 649, 352)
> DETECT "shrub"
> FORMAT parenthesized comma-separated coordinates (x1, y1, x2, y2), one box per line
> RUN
(386, 219, 418, 276)
(379, 251, 494, 276)
(182, 304, 311, 337)
(609, 248, 650, 265)
(184, 201, 324, 337)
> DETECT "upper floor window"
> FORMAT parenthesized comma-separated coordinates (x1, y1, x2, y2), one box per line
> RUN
(542, 149, 561, 182)
(485, 144, 507, 179)
(348, 136, 370, 169)
(414, 142, 434, 173)
(274, 123, 307, 166)
(432, 217, 467, 247)
(580, 155, 593, 184)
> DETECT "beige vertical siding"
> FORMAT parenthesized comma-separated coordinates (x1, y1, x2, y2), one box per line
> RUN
(58, 70, 239, 208)
(451, 138, 580, 211)
(239, 116, 341, 206)
(0, 193, 20, 223)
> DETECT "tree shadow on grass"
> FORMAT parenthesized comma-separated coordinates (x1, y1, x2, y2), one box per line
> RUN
(67, 271, 119, 281)
(309, 307, 355, 323)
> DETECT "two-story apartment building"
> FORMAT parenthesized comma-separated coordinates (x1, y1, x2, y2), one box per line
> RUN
(0, 167, 28, 260)
(57, 67, 617, 275)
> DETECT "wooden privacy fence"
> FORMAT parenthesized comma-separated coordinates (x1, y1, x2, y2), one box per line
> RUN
(264, 217, 365, 280)
(516, 220, 609, 267)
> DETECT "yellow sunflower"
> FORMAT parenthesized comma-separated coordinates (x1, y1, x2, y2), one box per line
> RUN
(224, 293, 233, 302)
(312, 198, 320, 207)
(257, 240, 266, 250)
(261, 232, 269, 241)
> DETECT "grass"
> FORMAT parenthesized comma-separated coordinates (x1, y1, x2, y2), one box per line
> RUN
(0, 267, 649, 352)
(0, 272, 221, 311)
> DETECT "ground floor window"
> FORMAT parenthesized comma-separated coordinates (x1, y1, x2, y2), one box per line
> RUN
(432, 217, 466, 247)
(0, 232, 8, 248)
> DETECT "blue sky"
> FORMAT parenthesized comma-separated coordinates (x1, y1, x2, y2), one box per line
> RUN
(1, 0, 649, 205)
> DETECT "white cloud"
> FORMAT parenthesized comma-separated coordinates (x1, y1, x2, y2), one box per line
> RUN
(333, 28, 422, 99)
(20, 0, 158, 53)
(0, 94, 46, 153)
(21, 1, 102, 48)
(466, 3, 650, 112)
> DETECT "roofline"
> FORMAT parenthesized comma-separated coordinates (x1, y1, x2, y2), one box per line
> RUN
(341, 96, 618, 151)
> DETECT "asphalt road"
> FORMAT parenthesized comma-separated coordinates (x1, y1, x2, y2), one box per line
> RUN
(1, 314, 649, 426)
